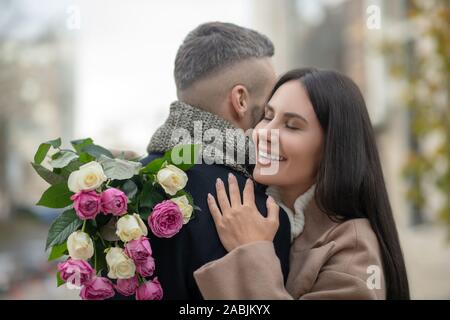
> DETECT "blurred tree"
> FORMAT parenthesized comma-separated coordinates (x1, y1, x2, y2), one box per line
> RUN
(384, 0, 449, 236)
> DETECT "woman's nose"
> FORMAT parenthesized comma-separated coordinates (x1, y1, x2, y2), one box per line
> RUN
(255, 127, 281, 148)
(255, 121, 282, 153)
(252, 127, 268, 149)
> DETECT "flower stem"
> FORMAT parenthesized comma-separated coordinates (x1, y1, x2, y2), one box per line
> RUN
(96, 231, 107, 247)
(81, 220, 87, 233)
(94, 249, 98, 272)
(137, 274, 146, 284)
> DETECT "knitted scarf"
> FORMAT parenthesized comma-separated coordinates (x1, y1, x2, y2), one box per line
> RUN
(146, 101, 255, 177)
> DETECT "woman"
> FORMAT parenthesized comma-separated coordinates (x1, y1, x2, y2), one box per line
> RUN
(193, 68, 410, 300)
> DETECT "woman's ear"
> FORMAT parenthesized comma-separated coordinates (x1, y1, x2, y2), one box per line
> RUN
(230, 84, 249, 119)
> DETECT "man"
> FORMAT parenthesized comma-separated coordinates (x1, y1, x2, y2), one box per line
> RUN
(140, 22, 291, 300)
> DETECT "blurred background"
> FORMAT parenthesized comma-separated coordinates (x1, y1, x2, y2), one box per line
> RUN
(0, 0, 448, 299)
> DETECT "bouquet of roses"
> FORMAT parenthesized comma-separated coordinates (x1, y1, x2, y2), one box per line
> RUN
(31, 137, 199, 300)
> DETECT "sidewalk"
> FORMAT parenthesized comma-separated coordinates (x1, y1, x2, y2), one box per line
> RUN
(399, 223, 450, 299)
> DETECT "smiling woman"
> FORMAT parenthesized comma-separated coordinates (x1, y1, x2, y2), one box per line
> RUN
(253, 79, 324, 201)
(194, 68, 410, 300)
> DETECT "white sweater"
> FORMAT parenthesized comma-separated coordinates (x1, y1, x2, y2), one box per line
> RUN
(266, 184, 316, 243)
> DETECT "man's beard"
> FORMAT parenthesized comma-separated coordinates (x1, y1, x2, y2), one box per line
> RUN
(250, 104, 265, 128)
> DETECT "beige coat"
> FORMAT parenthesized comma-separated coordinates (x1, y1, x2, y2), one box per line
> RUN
(193, 200, 386, 300)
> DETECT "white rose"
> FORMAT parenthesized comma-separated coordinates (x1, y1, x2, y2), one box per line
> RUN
(67, 230, 94, 260)
(105, 247, 136, 279)
(116, 213, 148, 242)
(171, 195, 193, 224)
(68, 161, 107, 193)
(156, 165, 188, 196)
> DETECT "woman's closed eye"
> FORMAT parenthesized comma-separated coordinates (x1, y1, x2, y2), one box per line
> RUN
(262, 111, 274, 122)
(285, 120, 301, 130)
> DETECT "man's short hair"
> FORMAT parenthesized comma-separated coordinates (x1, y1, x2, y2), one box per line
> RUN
(174, 22, 275, 91)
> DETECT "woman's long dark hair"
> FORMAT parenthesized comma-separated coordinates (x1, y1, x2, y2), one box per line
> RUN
(269, 68, 409, 300)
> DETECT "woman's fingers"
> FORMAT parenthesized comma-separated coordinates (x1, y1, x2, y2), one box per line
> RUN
(215, 178, 231, 212)
(228, 173, 242, 207)
(207, 193, 222, 226)
(243, 178, 256, 206)
(266, 196, 280, 223)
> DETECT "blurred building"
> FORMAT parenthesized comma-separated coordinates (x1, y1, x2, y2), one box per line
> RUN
(0, 0, 75, 219)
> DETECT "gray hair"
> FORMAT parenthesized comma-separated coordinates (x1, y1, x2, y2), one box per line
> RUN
(174, 22, 275, 91)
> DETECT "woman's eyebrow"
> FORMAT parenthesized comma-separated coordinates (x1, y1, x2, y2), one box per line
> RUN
(266, 103, 308, 124)
(284, 112, 308, 124)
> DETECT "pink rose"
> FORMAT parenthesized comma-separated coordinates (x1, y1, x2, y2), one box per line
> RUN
(101, 188, 128, 216)
(115, 276, 139, 296)
(136, 256, 155, 277)
(125, 236, 152, 264)
(57, 259, 94, 286)
(124, 237, 155, 277)
(148, 200, 183, 238)
(71, 191, 101, 220)
(80, 276, 115, 300)
(136, 278, 163, 300)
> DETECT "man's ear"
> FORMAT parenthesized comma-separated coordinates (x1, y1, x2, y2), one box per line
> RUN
(230, 84, 249, 119)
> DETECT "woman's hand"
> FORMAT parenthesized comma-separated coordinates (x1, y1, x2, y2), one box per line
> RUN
(207, 173, 280, 252)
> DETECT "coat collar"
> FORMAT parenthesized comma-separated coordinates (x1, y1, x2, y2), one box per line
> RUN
(266, 184, 316, 243)
(146, 100, 254, 177)
(266, 184, 338, 247)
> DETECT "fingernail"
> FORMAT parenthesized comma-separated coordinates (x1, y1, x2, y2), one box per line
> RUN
(207, 193, 212, 200)
(228, 173, 234, 180)
(216, 178, 222, 185)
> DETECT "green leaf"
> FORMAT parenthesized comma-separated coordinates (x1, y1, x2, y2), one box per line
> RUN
(31, 163, 65, 185)
(34, 138, 62, 164)
(34, 143, 51, 164)
(59, 160, 82, 179)
(93, 238, 107, 274)
(49, 151, 78, 168)
(71, 138, 94, 154)
(46, 209, 83, 250)
(165, 144, 200, 171)
(82, 144, 114, 159)
(78, 152, 96, 164)
(138, 182, 165, 217)
(95, 213, 112, 229)
(120, 180, 138, 199)
(56, 271, 65, 287)
(48, 242, 68, 261)
(51, 151, 62, 160)
(141, 158, 167, 174)
(47, 138, 62, 149)
(84, 218, 98, 236)
(98, 155, 142, 180)
(37, 182, 74, 209)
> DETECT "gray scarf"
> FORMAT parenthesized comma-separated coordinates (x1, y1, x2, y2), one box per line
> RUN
(147, 101, 255, 177)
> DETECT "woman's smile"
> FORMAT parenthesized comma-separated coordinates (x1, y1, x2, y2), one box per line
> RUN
(256, 146, 287, 165)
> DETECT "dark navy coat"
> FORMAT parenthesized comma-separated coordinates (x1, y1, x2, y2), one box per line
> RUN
(117, 153, 291, 300)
